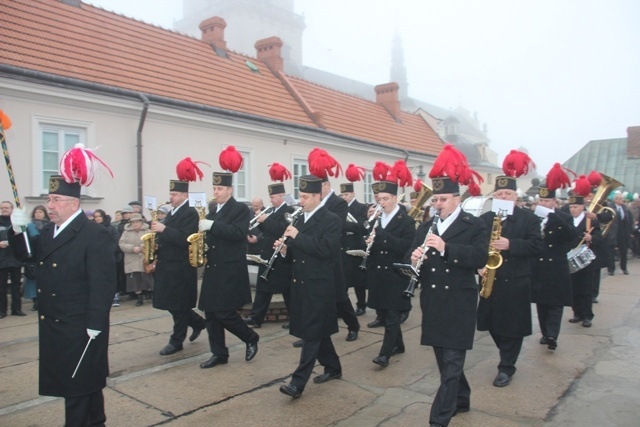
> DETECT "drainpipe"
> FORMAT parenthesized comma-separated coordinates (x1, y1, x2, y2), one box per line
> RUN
(136, 94, 149, 203)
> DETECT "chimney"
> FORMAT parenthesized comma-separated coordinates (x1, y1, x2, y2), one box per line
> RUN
(375, 83, 401, 121)
(627, 126, 640, 158)
(255, 37, 284, 73)
(199, 17, 227, 51)
(59, 0, 81, 6)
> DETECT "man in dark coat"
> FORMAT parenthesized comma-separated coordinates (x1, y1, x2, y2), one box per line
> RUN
(339, 182, 369, 316)
(279, 175, 343, 399)
(10, 176, 116, 426)
(531, 186, 578, 350)
(197, 171, 259, 368)
(410, 176, 488, 427)
(245, 182, 294, 327)
(477, 175, 543, 387)
(152, 179, 206, 356)
(0, 200, 25, 317)
(365, 180, 415, 368)
(568, 194, 605, 327)
(608, 194, 634, 275)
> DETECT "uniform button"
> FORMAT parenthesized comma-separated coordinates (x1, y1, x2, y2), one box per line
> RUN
(454, 260, 459, 263)
(293, 279, 297, 283)
(206, 265, 209, 269)
(302, 260, 305, 264)
(52, 294, 56, 297)
(37, 289, 41, 294)
(55, 319, 59, 323)
(548, 244, 553, 248)
(384, 266, 388, 270)
(39, 261, 44, 265)
(52, 263, 57, 268)
(549, 230, 554, 234)
(431, 284, 436, 288)
(539, 258, 544, 261)
(445, 269, 450, 273)
(445, 285, 449, 289)
(549, 258, 553, 262)
(377, 266, 381, 269)
(431, 268, 436, 272)
(40, 315, 44, 320)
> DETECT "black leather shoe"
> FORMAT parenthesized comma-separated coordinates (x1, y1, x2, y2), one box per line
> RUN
(279, 384, 302, 398)
(244, 317, 261, 328)
(547, 337, 557, 350)
(623, 270, 629, 275)
(200, 354, 228, 368)
(159, 344, 183, 356)
(539, 336, 548, 345)
(390, 346, 405, 355)
(282, 322, 289, 329)
(568, 316, 582, 323)
(12, 310, 27, 316)
(592, 297, 598, 303)
(582, 319, 592, 328)
(452, 405, 470, 417)
(493, 372, 511, 387)
(608, 271, 615, 276)
(372, 355, 389, 368)
(430, 423, 444, 427)
(0, 312, 6, 319)
(313, 371, 342, 384)
(189, 325, 205, 342)
(246, 336, 259, 361)
(346, 330, 358, 341)
(367, 318, 384, 328)
(292, 339, 304, 348)
(354, 307, 366, 316)
(400, 311, 409, 323)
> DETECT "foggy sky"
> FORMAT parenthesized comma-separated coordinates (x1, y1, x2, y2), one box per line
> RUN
(86, 0, 640, 175)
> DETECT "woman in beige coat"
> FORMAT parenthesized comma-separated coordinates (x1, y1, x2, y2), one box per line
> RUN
(119, 213, 154, 306)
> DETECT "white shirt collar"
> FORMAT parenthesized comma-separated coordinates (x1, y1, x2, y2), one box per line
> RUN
(304, 204, 322, 222)
(171, 198, 189, 216)
(54, 208, 83, 238)
(380, 204, 400, 228)
(319, 189, 334, 207)
(437, 205, 461, 235)
(573, 212, 585, 227)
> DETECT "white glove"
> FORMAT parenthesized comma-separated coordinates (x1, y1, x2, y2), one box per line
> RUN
(199, 219, 214, 232)
(87, 329, 101, 339)
(10, 207, 28, 234)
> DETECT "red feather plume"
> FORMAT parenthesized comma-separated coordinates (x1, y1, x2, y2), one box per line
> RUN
(414, 180, 424, 192)
(345, 164, 365, 182)
(546, 163, 572, 191)
(219, 146, 243, 173)
(0, 109, 12, 130)
(372, 161, 390, 181)
(308, 148, 342, 179)
(502, 150, 536, 178)
(573, 175, 591, 197)
(587, 170, 602, 186)
(60, 144, 113, 186)
(176, 157, 209, 182)
(387, 160, 413, 187)
(268, 163, 292, 182)
(429, 144, 468, 182)
(467, 181, 482, 197)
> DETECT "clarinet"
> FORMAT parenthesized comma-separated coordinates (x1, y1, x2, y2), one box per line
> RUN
(403, 211, 440, 297)
(260, 208, 303, 281)
(360, 210, 382, 270)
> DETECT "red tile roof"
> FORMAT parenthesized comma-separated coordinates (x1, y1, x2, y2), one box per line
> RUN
(1, 0, 444, 156)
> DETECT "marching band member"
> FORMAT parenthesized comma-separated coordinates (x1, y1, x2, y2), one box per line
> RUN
(197, 147, 259, 368)
(477, 150, 543, 387)
(531, 164, 577, 350)
(409, 145, 488, 427)
(245, 163, 295, 328)
(153, 158, 206, 356)
(279, 175, 343, 398)
(364, 161, 416, 368)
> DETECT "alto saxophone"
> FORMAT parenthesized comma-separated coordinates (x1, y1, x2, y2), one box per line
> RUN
(141, 209, 158, 265)
(479, 212, 505, 298)
(187, 201, 207, 268)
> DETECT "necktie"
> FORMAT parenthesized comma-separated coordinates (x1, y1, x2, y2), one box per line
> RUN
(618, 206, 624, 220)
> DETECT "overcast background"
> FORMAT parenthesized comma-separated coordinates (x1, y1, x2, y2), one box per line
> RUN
(86, 0, 640, 175)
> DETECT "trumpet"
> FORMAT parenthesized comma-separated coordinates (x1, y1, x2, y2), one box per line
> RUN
(359, 207, 382, 270)
(403, 211, 440, 297)
(364, 204, 382, 230)
(260, 207, 304, 281)
(249, 205, 274, 231)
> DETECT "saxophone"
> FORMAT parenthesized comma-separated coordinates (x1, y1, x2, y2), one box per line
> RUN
(187, 201, 208, 268)
(479, 212, 504, 298)
(141, 209, 158, 265)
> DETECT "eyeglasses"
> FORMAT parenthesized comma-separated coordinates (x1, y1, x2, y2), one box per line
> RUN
(432, 197, 453, 203)
(47, 197, 75, 204)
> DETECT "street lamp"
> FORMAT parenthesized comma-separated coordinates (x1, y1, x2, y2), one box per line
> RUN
(417, 165, 425, 181)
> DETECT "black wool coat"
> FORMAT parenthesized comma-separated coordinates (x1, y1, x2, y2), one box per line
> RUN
(532, 210, 578, 306)
(365, 208, 415, 312)
(10, 212, 116, 397)
(570, 215, 605, 295)
(415, 210, 488, 350)
(477, 206, 543, 338)
(255, 203, 295, 294)
(198, 197, 252, 312)
(152, 204, 199, 311)
(341, 199, 368, 289)
(286, 207, 341, 341)
(322, 192, 349, 302)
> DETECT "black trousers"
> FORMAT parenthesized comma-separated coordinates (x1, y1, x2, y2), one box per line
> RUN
(592, 270, 602, 299)
(290, 337, 341, 391)
(64, 389, 105, 427)
(250, 288, 290, 324)
(379, 310, 404, 357)
(571, 268, 595, 321)
(0, 267, 22, 314)
(430, 347, 470, 427)
(337, 299, 359, 332)
(536, 304, 563, 340)
(617, 232, 629, 271)
(489, 332, 523, 377)
(205, 310, 258, 357)
(168, 309, 205, 347)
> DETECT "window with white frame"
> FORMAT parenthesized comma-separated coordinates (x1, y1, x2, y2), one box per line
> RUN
(233, 151, 250, 201)
(292, 159, 309, 199)
(364, 172, 374, 204)
(40, 124, 87, 195)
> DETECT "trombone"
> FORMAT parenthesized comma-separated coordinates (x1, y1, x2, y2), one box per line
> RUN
(248, 205, 274, 231)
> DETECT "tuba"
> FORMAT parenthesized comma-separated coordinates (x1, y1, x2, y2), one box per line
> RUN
(187, 200, 209, 268)
(479, 211, 505, 298)
(407, 182, 433, 227)
(141, 209, 158, 265)
(586, 173, 623, 237)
